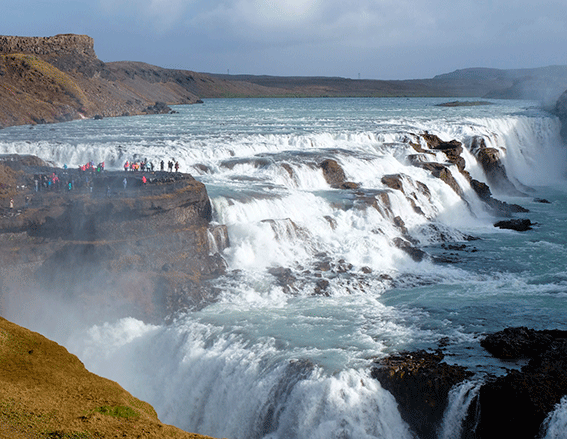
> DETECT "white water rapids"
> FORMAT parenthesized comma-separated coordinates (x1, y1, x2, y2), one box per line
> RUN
(1, 97, 567, 438)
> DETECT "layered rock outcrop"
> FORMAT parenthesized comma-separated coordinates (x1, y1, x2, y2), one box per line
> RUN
(372, 350, 472, 439)
(0, 34, 221, 127)
(0, 155, 228, 325)
(371, 328, 567, 439)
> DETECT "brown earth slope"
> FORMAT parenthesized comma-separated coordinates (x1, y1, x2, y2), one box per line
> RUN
(0, 316, 217, 439)
(0, 34, 281, 128)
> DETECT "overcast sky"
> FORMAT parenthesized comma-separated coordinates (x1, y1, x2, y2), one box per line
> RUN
(3, 0, 567, 79)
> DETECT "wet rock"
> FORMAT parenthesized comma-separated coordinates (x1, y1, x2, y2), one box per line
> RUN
(381, 174, 404, 192)
(314, 279, 330, 296)
(340, 181, 360, 190)
(429, 137, 466, 173)
(371, 350, 472, 439)
(319, 158, 359, 189)
(480, 327, 566, 359)
(314, 260, 332, 272)
(413, 162, 463, 196)
(470, 179, 492, 200)
(494, 218, 534, 231)
(393, 237, 427, 262)
(470, 178, 529, 215)
(470, 136, 525, 195)
(268, 266, 297, 293)
(464, 328, 567, 439)
(534, 198, 551, 204)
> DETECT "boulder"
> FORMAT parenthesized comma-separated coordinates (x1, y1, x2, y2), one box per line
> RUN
(320, 159, 359, 189)
(144, 101, 173, 114)
(494, 218, 534, 231)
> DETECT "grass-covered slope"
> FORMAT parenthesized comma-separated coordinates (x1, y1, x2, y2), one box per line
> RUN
(0, 316, 216, 439)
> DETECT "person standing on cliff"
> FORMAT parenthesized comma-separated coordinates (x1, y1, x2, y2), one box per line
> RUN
(175, 161, 179, 173)
(160, 160, 164, 171)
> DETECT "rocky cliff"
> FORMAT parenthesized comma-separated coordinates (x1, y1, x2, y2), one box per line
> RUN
(0, 34, 285, 128)
(372, 328, 567, 439)
(0, 155, 229, 327)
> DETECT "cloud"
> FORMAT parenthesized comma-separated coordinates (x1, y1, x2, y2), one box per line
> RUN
(91, 0, 567, 78)
(99, 0, 193, 30)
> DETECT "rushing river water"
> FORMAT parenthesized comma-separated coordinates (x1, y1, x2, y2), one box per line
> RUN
(1, 97, 567, 438)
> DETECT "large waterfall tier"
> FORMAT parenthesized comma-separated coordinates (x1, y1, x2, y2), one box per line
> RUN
(1, 97, 566, 439)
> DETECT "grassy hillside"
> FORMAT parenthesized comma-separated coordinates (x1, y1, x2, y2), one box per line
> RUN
(0, 316, 216, 439)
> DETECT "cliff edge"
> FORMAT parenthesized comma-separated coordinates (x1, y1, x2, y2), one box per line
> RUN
(0, 155, 229, 327)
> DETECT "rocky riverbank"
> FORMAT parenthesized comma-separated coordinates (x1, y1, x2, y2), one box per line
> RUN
(372, 327, 567, 439)
(0, 154, 228, 327)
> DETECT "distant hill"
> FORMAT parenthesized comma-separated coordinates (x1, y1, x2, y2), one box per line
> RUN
(1, 34, 567, 128)
(210, 66, 567, 105)
(433, 66, 567, 104)
(0, 34, 280, 128)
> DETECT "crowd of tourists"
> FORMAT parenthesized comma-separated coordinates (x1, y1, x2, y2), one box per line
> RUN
(123, 159, 180, 173)
(3, 157, 187, 214)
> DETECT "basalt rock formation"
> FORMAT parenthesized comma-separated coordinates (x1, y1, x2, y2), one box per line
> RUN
(413, 132, 528, 216)
(462, 328, 567, 439)
(372, 327, 567, 439)
(371, 350, 472, 439)
(0, 155, 228, 326)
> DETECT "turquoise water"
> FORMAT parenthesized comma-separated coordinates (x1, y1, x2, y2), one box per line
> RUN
(1, 97, 566, 438)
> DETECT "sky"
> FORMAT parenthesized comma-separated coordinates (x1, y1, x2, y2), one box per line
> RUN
(2, 0, 567, 80)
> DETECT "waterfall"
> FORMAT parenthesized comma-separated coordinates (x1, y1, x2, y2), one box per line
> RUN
(438, 380, 482, 439)
(540, 396, 567, 439)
